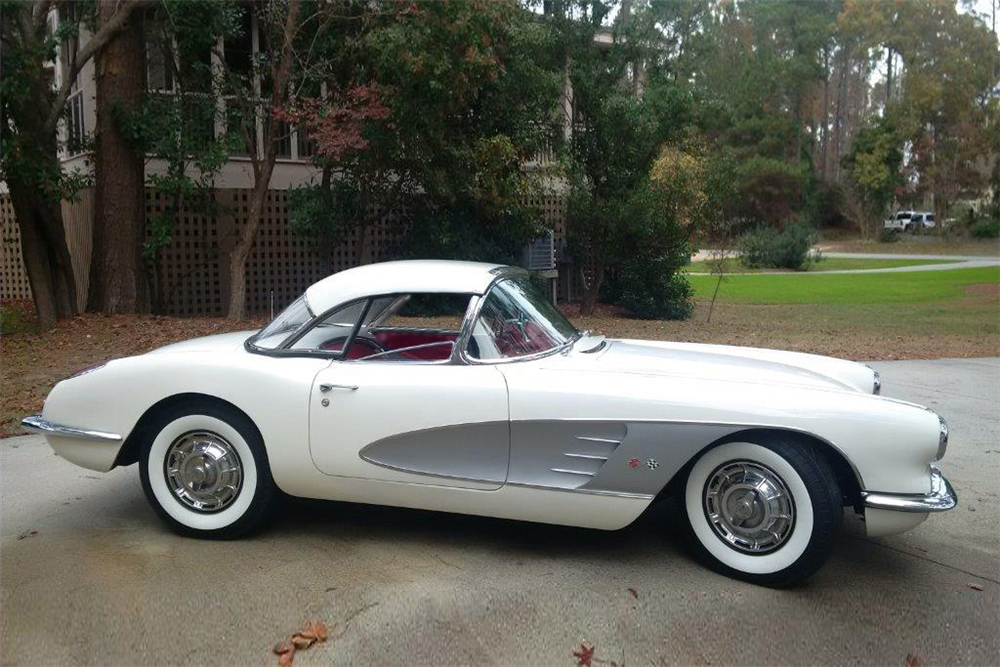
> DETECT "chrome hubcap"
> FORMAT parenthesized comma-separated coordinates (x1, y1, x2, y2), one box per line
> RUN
(703, 460, 795, 554)
(164, 431, 243, 513)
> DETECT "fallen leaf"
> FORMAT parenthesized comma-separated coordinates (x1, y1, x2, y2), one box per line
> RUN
(906, 653, 922, 667)
(291, 634, 315, 649)
(627, 587, 638, 600)
(968, 583, 984, 591)
(273, 641, 294, 656)
(298, 620, 329, 643)
(573, 642, 596, 667)
(17, 529, 37, 540)
(278, 648, 295, 667)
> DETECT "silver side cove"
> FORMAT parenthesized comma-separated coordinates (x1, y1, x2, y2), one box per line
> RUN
(359, 419, 745, 498)
(360, 421, 510, 483)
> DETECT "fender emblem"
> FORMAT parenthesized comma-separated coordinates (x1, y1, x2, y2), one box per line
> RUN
(627, 458, 641, 469)
(646, 459, 659, 470)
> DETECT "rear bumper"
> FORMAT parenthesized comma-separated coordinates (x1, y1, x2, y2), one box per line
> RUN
(21, 415, 122, 442)
(861, 467, 957, 513)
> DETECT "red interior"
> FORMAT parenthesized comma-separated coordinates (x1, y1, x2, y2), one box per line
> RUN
(366, 330, 457, 360)
(491, 320, 556, 356)
(318, 329, 458, 360)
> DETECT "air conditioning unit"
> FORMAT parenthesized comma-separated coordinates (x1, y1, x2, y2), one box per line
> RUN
(523, 230, 556, 271)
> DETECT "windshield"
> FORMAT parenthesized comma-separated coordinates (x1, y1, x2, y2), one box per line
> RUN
(254, 296, 313, 349)
(466, 276, 578, 360)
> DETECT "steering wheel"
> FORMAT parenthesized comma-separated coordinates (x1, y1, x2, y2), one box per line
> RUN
(319, 334, 388, 356)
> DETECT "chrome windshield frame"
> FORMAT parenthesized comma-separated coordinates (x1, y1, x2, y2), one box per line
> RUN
(453, 269, 581, 366)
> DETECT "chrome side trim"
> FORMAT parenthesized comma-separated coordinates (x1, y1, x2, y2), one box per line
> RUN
(549, 467, 596, 477)
(575, 435, 622, 444)
(563, 453, 609, 461)
(862, 467, 957, 513)
(504, 481, 653, 500)
(20, 415, 122, 443)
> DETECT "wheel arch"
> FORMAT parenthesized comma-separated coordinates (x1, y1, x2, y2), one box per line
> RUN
(658, 427, 862, 509)
(113, 393, 262, 468)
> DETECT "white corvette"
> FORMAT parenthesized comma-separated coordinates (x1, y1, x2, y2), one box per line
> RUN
(23, 260, 956, 586)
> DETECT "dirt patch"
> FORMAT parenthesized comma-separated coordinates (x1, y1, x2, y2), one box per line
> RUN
(820, 238, 1000, 257)
(963, 283, 1000, 299)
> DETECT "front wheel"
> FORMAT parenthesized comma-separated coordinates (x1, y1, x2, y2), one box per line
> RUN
(681, 437, 842, 587)
(139, 401, 278, 539)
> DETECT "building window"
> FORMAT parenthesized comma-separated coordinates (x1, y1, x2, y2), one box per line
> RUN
(146, 30, 175, 93)
(65, 91, 85, 155)
(297, 127, 317, 160)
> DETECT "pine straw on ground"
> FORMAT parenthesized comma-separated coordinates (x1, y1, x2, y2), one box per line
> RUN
(2, 294, 997, 437)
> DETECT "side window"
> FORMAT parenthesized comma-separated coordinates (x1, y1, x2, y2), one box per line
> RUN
(289, 301, 367, 352)
(354, 293, 471, 362)
(378, 293, 470, 330)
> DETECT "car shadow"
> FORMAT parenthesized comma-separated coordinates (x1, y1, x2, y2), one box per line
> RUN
(272, 493, 689, 562)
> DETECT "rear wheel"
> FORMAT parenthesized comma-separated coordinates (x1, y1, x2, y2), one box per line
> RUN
(681, 436, 842, 587)
(139, 401, 277, 539)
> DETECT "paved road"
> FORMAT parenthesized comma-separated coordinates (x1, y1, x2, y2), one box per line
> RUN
(689, 250, 1000, 274)
(2, 359, 998, 666)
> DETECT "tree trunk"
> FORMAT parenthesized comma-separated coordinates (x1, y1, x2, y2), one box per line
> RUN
(226, 172, 275, 319)
(89, 1, 147, 314)
(7, 172, 79, 328)
(832, 46, 850, 183)
(820, 46, 830, 181)
(578, 264, 603, 316)
(225, 0, 301, 320)
(885, 46, 893, 106)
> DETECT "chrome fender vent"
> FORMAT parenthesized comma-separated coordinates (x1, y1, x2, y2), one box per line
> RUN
(549, 434, 622, 480)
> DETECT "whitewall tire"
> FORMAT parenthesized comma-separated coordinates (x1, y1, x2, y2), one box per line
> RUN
(139, 401, 277, 539)
(681, 436, 842, 587)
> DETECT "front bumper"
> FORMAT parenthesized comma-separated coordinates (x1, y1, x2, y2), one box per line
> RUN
(861, 467, 957, 513)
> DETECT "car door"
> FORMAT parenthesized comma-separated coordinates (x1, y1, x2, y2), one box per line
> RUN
(308, 361, 510, 490)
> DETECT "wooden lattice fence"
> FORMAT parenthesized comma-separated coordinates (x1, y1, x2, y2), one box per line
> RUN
(2, 188, 571, 317)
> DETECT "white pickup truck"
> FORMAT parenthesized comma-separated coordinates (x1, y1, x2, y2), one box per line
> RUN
(884, 210, 916, 232)
(885, 210, 937, 232)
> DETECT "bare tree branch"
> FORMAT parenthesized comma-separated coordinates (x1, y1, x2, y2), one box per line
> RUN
(44, 0, 146, 135)
(30, 0, 55, 32)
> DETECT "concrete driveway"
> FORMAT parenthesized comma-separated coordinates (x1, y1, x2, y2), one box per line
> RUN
(2, 359, 998, 666)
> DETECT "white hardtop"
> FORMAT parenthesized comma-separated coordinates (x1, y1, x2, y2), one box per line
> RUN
(304, 260, 508, 314)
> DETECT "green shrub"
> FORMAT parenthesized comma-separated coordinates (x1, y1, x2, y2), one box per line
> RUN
(737, 222, 816, 271)
(878, 226, 900, 243)
(615, 255, 694, 320)
(970, 217, 1000, 239)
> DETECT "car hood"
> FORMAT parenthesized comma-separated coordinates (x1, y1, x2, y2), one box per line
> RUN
(555, 338, 876, 394)
(149, 330, 257, 354)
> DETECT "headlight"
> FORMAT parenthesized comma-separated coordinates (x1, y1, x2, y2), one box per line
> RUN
(936, 416, 949, 461)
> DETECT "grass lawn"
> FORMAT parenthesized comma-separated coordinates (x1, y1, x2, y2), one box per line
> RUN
(685, 257, 959, 274)
(687, 266, 1000, 305)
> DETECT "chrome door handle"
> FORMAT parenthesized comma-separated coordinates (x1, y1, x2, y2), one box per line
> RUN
(320, 383, 358, 392)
